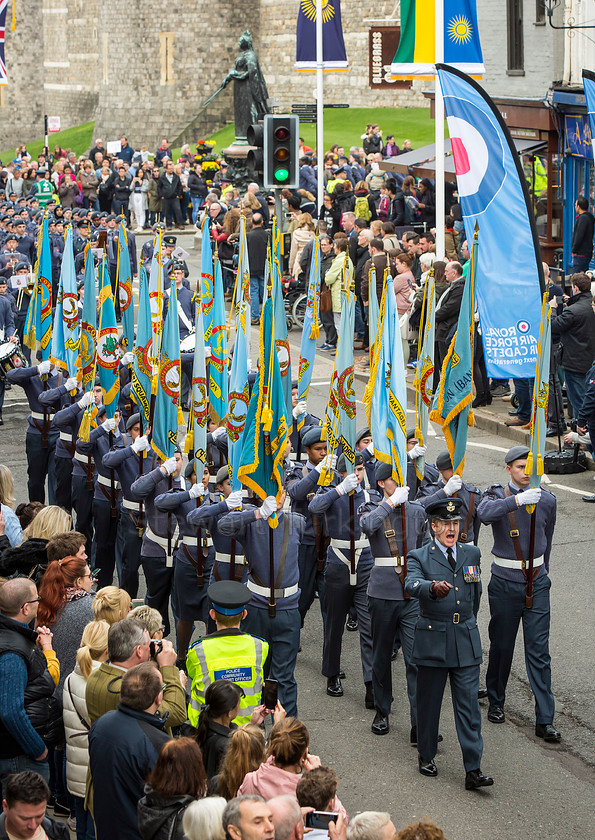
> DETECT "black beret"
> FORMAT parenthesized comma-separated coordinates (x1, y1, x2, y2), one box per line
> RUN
(216, 465, 230, 486)
(375, 461, 393, 481)
(184, 462, 196, 479)
(301, 425, 323, 448)
(355, 426, 371, 445)
(505, 445, 530, 465)
(337, 452, 363, 472)
(435, 450, 452, 472)
(126, 413, 141, 431)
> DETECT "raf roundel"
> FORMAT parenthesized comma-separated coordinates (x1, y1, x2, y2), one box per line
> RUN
(516, 319, 531, 334)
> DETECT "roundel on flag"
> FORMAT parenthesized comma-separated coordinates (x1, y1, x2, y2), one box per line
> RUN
(445, 100, 507, 217)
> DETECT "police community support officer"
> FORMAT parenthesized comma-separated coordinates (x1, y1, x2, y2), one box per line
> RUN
(405, 497, 494, 791)
(186, 580, 269, 727)
(477, 445, 560, 742)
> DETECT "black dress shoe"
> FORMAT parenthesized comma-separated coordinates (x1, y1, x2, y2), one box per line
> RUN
(346, 617, 358, 631)
(535, 723, 561, 742)
(478, 688, 488, 699)
(326, 676, 343, 697)
(465, 769, 494, 790)
(338, 670, 346, 680)
(487, 705, 505, 723)
(364, 682, 375, 709)
(418, 756, 437, 777)
(0, 415, 3, 426)
(582, 494, 595, 503)
(371, 712, 389, 735)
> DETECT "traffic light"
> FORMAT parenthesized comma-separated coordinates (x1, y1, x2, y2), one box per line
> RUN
(247, 121, 264, 184)
(263, 114, 299, 189)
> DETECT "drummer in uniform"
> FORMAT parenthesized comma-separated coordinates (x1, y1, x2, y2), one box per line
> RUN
(0, 285, 17, 426)
(417, 450, 481, 545)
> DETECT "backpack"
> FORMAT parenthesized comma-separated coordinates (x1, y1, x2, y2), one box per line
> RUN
(404, 194, 418, 224)
(354, 195, 372, 222)
(378, 195, 390, 222)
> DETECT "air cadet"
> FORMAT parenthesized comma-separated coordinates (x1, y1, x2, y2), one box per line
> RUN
(131, 449, 185, 637)
(163, 262, 195, 341)
(154, 460, 215, 664)
(309, 452, 375, 706)
(405, 497, 494, 790)
(187, 465, 248, 586)
(38, 373, 81, 511)
(102, 413, 153, 598)
(405, 428, 439, 499)
(186, 580, 269, 727)
(356, 426, 378, 491)
(417, 450, 481, 545)
(477, 445, 560, 742)
(285, 425, 335, 628)
(289, 381, 320, 458)
(218, 491, 304, 717)
(0, 285, 17, 427)
(10, 261, 33, 363)
(359, 462, 427, 739)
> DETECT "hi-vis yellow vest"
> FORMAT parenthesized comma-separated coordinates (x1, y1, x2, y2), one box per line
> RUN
(186, 629, 269, 726)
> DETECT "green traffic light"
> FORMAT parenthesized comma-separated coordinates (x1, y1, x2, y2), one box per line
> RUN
(275, 168, 290, 182)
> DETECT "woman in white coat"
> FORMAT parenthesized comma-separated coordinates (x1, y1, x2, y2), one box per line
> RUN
(63, 620, 109, 840)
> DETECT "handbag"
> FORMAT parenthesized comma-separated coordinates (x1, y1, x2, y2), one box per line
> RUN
(320, 285, 332, 314)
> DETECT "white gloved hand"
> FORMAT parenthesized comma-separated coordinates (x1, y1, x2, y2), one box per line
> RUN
(260, 496, 277, 519)
(131, 434, 149, 453)
(121, 351, 134, 366)
(336, 473, 359, 496)
(366, 441, 375, 455)
(315, 454, 337, 474)
(78, 390, 93, 409)
(162, 456, 177, 475)
(101, 418, 116, 432)
(38, 361, 51, 376)
(292, 400, 307, 420)
(516, 487, 542, 506)
(204, 345, 212, 359)
(389, 486, 410, 506)
(65, 377, 78, 392)
(212, 426, 226, 441)
(226, 490, 243, 510)
(188, 482, 207, 499)
(443, 474, 463, 496)
(407, 444, 426, 460)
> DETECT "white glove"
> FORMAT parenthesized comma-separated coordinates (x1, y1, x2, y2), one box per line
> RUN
(204, 345, 212, 359)
(78, 390, 93, 409)
(389, 486, 410, 506)
(247, 358, 253, 373)
(292, 400, 307, 420)
(516, 487, 542, 506)
(366, 441, 374, 455)
(315, 454, 337, 473)
(226, 490, 243, 510)
(443, 474, 463, 496)
(188, 482, 207, 499)
(260, 495, 277, 519)
(212, 426, 226, 441)
(408, 444, 426, 460)
(336, 473, 359, 496)
(101, 418, 116, 432)
(38, 361, 51, 375)
(131, 434, 149, 453)
(162, 456, 177, 475)
(65, 377, 78, 392)
(121, 351, 134, 366)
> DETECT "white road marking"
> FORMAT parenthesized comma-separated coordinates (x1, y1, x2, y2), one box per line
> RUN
(548, 483, 591, 497)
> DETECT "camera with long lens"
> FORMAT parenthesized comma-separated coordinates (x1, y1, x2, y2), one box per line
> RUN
(149, 640, 163, 660)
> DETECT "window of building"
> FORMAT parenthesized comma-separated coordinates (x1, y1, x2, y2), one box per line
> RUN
(536, 0, 546, 24)
(507, 0, 524, 75)
(160, 33, 175, 86)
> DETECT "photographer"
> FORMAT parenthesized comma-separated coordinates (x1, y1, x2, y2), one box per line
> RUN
(85, 617, 187, 733)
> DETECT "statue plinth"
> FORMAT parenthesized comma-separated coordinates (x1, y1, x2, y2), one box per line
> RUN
(223, 143, 257, 193)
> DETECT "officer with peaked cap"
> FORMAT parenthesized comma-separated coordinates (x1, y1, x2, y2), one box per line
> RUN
(405, 428, 439, 499)
(406, 497, 493, 790)
(186, 580, 269, 730)
(477, 444, 560, 742)
(417, 450, 481, 545)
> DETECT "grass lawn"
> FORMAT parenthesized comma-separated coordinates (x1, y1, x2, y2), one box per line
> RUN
(0, 121, 95, 164)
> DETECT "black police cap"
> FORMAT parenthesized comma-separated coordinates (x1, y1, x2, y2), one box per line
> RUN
(207, 580, 251, 616)
(426, 497, 463, 521)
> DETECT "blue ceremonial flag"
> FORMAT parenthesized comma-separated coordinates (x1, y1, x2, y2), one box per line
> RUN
(238, 297, 290, 527)
(272, 253, 292, 421)
(131, 265, 153, 425)
(365, 276, 391, 469)
(525, 293, 551, 490)
(230, 216, 251, 360)
(148, 228, 163, 370)
(582, 69, 595, 159)
(429, 228, 477, 476)
(295, 0, 348, 71)
(413, 267, 436, 480)
(96, 257, 120, 419)
(50, 225, 80, 378)
(437, 64, 544, 380)
(297, 237, 320, 428)
(384, 281, 408, 487)
(226, 303, 250, 492)
(80, 246, 97, 394)
(24, 217, 52, 361)
(209, 254, 228, 424)
(201, 217, 215, 342)
(367, 265, 380, 363)
(118, 225, 135, 350)
(187, 298, 208, 478)
(152, 274, 182, 462)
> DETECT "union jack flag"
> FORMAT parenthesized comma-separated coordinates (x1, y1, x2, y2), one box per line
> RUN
(0, 0, 8, 85)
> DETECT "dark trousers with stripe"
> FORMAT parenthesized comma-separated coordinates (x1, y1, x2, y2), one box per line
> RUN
(72, 473, 94, 547)
(92, 497, 119, 589)
(322, 561, 373, 684)
(26, 429, 58, 504)
(54, 456, 73, 512)
(297, 543, 327, 628)
(116, 509, 144, 598)
(368, 596, 418, 723)
(141, 553, 175, 636)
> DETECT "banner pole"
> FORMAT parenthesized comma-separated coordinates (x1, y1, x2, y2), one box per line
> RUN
(434, 1, 445, 260)
(316, 0, 324, 211)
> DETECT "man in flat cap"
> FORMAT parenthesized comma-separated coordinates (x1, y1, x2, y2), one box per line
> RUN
(406, 497, 493, 790)
(478, 445, 560, 742)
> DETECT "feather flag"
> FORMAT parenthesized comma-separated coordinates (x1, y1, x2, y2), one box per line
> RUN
(24, 216, 52, 360)
(186, 298, 208, 477)
(238, 296, 290, 527)
(201, 217, 215, 341)
(295, 0, 348, 71)
(525, 293, 551, 489)
(412, 267, 436, 481)
(226, 302, 250, 491)
(131, 265, 153, 425)
(118, 225, 135, 350)
(152, 273, 182, 461)
(96, 256, 120, 419)
(80, 246, 97, 394)
(297, 237, 321, 429)
(50, 225, 80, 378)
(429, 227, 477, 475)
(208, 254, 228, 424)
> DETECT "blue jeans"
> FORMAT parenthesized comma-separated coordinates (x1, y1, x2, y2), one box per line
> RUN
(563, 368, 588, 418)
(571, 254, 590, 273)
(74, 795, 96, 840)
(513, 377, 533, 422)
(355, 297, 366, 340)
(250, 274, 265, 320)
(0, 754, 50, 795)
(190, 196, 204, 224)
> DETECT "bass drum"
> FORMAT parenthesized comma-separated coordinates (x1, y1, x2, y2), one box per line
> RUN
(0, 341, 26, 379)
(180, 331, 196, 353)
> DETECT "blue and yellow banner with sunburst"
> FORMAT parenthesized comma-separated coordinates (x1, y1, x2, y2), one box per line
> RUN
(295, 0, 348, 71)
(391, 0, 483, 78)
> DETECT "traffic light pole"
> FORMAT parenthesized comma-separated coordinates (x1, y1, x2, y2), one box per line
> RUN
(274, 189, 283, 236)
(316, 0, 324, 211)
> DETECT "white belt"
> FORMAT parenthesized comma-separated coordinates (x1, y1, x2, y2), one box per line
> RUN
(97, 474, 121, 489)
(74, 451, 91, 464)
(183, 535, 212, 548)
(145, 523, 179, 567)
(217, 552, 245, 565)
(374, 556, 403, 569)
(59, 431, 72, 443)
(122, 498, 142, 512)
(492, 554, 544, 570)
(247, 580, 299, 599)
(31, 411, 51, 421)
(330, 537, 368, 584)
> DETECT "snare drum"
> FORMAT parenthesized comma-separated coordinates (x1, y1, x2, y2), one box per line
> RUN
(180, 331, 196, 353)
(0, 341, 27, 379)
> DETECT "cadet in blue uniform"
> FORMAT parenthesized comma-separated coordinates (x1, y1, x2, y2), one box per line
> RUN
(406, 497, 493, 790)
(154, 460, 215, 663)
(309, 452, 375, 705)
(356, 427, 379, 492)
(0, 287, 17, 426)
(405, 428, 440, 500)
(38, 374, 81, 512)
(417, 450, 481, 545)
(359, 462, 427, 739)
(289, 381, 320, 459)
(218, 491, 304, 717)
(478, 445, 560, 742)
(286, 425, 335, 629)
